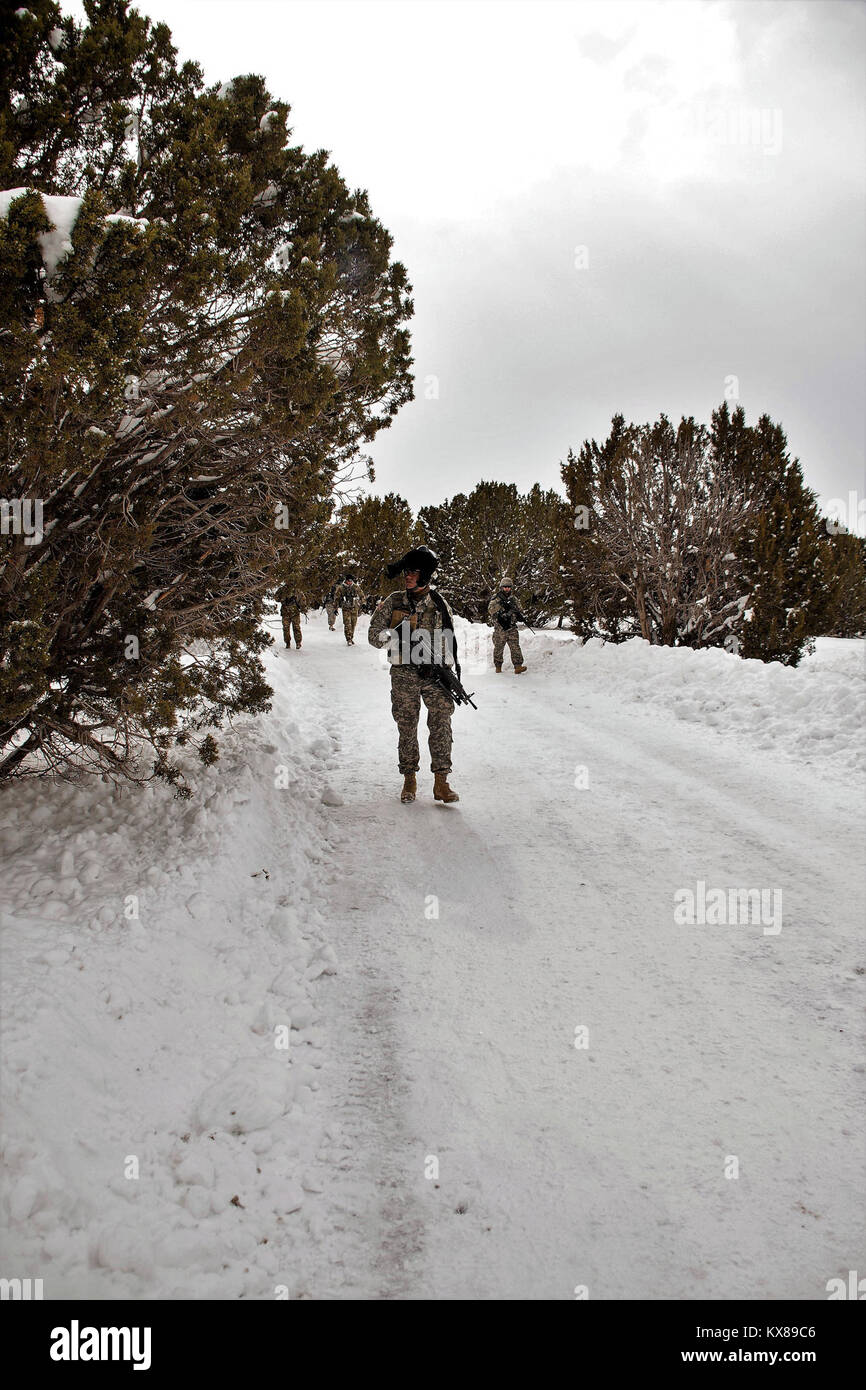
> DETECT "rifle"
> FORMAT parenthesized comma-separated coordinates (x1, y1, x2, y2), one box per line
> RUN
(497, 603, 535, 635)
(422, 662, 477, 710)
(392, 616, 478, 709)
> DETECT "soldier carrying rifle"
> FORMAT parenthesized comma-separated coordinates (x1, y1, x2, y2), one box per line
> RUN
(368, 545, 475, 805)
(323, 584, 337, 631)
(333, 572, 365, 645)
(488, 576, 528, 674)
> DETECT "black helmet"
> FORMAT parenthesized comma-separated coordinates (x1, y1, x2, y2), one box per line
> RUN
(385, 545, 439, 584)
(344, 572, 355, 581)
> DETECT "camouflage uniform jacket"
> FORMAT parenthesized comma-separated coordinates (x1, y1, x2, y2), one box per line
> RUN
(334, 582, 364, 610)
(368, 588, 457, 667)
(279, 589, 307, 614)
(488, 593, 524, 630)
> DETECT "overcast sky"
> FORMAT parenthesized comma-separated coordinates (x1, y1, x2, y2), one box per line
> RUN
(124, 0, 865, 516)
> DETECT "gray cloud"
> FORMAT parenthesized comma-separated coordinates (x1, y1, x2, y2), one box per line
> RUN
(92, 0, 866, 515)
(370, 1, 865, 511)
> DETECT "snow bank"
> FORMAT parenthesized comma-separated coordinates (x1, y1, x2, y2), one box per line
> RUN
(0, 633, 344, 1298)
(517, 628, 865, 777)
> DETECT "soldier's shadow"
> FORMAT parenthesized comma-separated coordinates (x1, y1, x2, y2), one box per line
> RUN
(348, 796, 530, 942)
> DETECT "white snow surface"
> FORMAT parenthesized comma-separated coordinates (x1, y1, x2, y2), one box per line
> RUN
(0, 617, 863, 1299)
(0, 191, 146, 286)
(0, 189, 84, 280)
(104, 213, 148, 232)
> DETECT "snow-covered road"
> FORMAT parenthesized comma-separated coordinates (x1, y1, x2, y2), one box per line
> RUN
(1, 612, 863, 1300)
(275, 615, 865, 1299)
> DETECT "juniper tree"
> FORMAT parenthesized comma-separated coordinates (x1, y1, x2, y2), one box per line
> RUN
(560, 403, 837, 663)
(822, 531, 866, 637)
(560, 417, 636, 641)
(0, 0, 413, 784)
(331, 491, 417, 603)
(418, 481, 569, 622)
(732, 413, 837, 664)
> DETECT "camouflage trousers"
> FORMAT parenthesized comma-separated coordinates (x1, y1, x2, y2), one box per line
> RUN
(342, 607, 359, 641)
(492, 625, 523, 668)
(325, 603, 336, 628)
(389, 665, 454, 774)
(281, 611, 302, 646)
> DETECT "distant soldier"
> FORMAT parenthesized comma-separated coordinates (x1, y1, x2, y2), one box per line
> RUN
(278, 586, 307, 648)
(324, 585, 337, 631)
(488, 576, 527, 673)
(368, 545, 460, 803)
(333, 573, 365, 644)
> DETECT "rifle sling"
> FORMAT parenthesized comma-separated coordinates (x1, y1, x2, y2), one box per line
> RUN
(429, 589, 460, 679)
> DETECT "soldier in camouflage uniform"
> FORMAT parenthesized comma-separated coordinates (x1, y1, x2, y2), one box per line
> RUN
(368, 545, 459, 803)
(333, 573, 365, 644)
(278, 587, 307, 648)
(324, 585, 337, 631)
(488, 576, 527, 673)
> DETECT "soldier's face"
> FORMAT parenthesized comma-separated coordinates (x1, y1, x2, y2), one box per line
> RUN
(404, 569, 421, 589)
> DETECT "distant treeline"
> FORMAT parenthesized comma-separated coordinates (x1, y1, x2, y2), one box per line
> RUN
(309, 402, 866, 669)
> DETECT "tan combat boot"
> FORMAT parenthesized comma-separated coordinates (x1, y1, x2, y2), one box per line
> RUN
(514, 664, 527, 674)
(494, 664, 502, 673)
(401, 772, 417, 803)
(433, 772, 459, 803)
